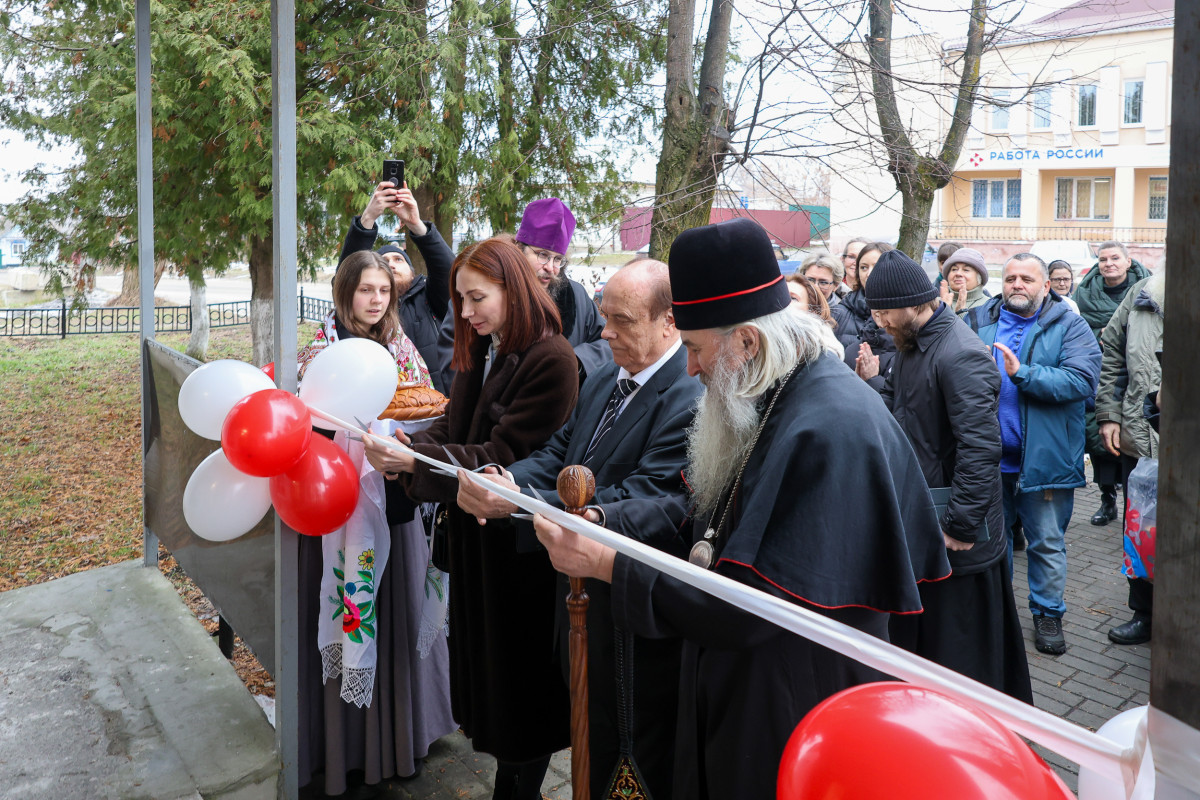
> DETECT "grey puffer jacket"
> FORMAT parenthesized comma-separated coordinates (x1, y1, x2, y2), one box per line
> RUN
(1095, 274, 1163, 459)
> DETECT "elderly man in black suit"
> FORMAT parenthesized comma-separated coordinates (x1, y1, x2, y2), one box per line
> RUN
(457, 258, 700, 800)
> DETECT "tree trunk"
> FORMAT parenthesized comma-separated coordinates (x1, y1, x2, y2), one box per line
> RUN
(248, 232, 274, 367)
(896, 181, 937, 262)
(111, 257, 168, 307)
(186, 276, 209, 361)
(648, 0, 736, 262)
(487, 0, 521, 235)
(417, 0, 469, 261)
(868, 0, 985, 260)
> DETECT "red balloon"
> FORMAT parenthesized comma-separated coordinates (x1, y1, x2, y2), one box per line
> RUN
(260, 362, 275, 380)
(269, 436, 359, 536)
(778, 682, 1073, 800)
(221, 389, 313, 477)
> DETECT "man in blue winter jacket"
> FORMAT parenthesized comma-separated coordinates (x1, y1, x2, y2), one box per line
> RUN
(965, 253, 1101, 656)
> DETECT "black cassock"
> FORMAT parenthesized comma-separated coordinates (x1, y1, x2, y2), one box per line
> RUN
(610, 352, 951, 799)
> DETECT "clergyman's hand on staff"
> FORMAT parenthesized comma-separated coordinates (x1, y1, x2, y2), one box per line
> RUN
(534, 514, 616, 582)
(456, 466, 519, 525)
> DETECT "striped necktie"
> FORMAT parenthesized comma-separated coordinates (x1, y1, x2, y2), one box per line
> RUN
(584, 378, 638, 463)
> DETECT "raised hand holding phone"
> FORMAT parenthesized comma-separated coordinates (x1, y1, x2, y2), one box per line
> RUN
(382, 158, 405, 190)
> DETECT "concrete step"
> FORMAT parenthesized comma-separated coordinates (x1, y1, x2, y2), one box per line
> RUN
(0, 560, 277, 799)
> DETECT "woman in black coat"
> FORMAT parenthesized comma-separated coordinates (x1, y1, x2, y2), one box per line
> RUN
(364, 237, 579, 800)
(832, 241, 899, 391)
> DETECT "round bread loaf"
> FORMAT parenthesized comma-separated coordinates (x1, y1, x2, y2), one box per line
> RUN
(380, 384, 448, 421)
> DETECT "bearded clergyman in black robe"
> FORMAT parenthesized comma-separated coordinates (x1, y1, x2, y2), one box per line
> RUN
(534, 217, 952, 799)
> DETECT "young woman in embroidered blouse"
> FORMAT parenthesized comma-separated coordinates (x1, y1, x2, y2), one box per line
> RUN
(297, 250, 431, 383)
(364, 237, 580, 800)
(296, 249, 455, 795)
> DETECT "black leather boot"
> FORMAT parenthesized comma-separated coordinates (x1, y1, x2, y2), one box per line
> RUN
(1090, 485, 1118, 525)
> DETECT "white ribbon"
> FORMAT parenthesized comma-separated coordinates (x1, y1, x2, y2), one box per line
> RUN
(462, 472, 1144, 792)
(304, 404, 1156, 797)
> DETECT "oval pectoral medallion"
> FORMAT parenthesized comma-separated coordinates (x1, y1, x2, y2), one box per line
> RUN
(689, 539, 715, 569)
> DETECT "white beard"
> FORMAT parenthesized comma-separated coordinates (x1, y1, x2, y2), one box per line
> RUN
(685, 347, 763, 520)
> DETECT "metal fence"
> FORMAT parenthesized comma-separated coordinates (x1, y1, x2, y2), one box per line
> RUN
(298, 290, 332, 323)
(0, 296, 332, 338)
(929, 224, 1167, 245)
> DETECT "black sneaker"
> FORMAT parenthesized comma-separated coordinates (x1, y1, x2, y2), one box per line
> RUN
(1033, 614, 1066, 655)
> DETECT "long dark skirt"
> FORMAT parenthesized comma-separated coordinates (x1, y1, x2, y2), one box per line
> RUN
(890, 560, 1033, 703)
(297, 513, 456, 794)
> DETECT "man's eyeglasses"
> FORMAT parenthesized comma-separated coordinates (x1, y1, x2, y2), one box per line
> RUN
(806, 277, 835, 288)
(530, 249, 567, 269)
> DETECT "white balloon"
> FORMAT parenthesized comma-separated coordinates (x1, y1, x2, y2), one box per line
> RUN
(178, 360, 276, 440)
(299, 338, 398, 430)
(183, 449, 273, 542)
(1077, 705, 1151, 800)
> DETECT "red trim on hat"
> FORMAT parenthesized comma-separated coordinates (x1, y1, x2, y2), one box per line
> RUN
(673, 275, 784, 305)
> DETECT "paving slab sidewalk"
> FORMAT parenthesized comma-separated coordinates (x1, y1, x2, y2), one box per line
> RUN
(0, 560, 278, 799)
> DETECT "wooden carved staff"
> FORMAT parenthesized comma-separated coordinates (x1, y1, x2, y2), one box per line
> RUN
(557, 464, 595, 800)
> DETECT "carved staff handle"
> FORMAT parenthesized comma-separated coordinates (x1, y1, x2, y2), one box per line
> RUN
(557, 464, 595, 800)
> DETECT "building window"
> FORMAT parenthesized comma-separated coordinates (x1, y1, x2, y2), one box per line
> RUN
(991, 89, 1010, 132)
(1055, 177, 1112, 220)
(11, 241, 26, 256)
(1148, 177, 1168, 220)
(1031, 88, 1052, 129)
(1124, 80, 1144, 124)
(972, 179, 1021, 219)
(1077, 85, 1097, 127)
(1006, 179, 1021, 217)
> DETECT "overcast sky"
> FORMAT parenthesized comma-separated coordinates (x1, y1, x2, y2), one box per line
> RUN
(0, 0, 1080, 208)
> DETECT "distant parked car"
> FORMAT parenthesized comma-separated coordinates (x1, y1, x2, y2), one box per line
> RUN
(920, 244, 939, 279)
(1031, 240, 1095, 277)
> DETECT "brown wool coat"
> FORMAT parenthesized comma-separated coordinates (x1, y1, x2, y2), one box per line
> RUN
(400, 331, 579, 762)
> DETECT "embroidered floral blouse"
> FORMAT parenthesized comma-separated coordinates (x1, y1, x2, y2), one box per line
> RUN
(297, 311, 432, 388)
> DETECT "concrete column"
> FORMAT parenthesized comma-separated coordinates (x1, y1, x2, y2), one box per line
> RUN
(1113, 166, 1135, 232)
(1020, 167, 1041, 240)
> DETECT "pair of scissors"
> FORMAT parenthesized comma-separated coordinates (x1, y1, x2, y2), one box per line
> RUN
(510, 485, 552, 521)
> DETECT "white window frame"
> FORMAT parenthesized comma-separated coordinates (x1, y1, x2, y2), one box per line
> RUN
(990, 89, 1011, 132)
(10, 241, 27, 256)
(1031, 87, 1052, 130)
(1148, 176, 1168, 221)
(1055, 176, 1112, 221)
(1076, 84, 1098, 129)
(1123, 79, 1145, 126)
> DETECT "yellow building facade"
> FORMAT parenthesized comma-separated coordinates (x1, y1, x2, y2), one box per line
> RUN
(828, 0, 1173, 268)
(937, 1, 1172, 265)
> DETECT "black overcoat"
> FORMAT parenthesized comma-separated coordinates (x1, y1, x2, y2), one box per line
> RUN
(399, 333, 579, 762)
(508, 345, 701, 798)
(609, 352, 950, 799)
(878, 305, 1032, 702)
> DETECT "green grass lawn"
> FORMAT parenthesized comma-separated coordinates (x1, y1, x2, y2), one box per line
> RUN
(0, 326, 256, 590)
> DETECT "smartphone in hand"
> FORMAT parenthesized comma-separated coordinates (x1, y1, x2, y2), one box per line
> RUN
(382, 159, 405, 190)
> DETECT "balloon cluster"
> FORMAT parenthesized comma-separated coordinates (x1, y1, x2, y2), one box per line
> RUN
(778, 682, 1074, 800)
(178, 339, 401, 541)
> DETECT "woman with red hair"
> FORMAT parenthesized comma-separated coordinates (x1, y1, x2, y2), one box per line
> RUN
(365, 236, 579, 799)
